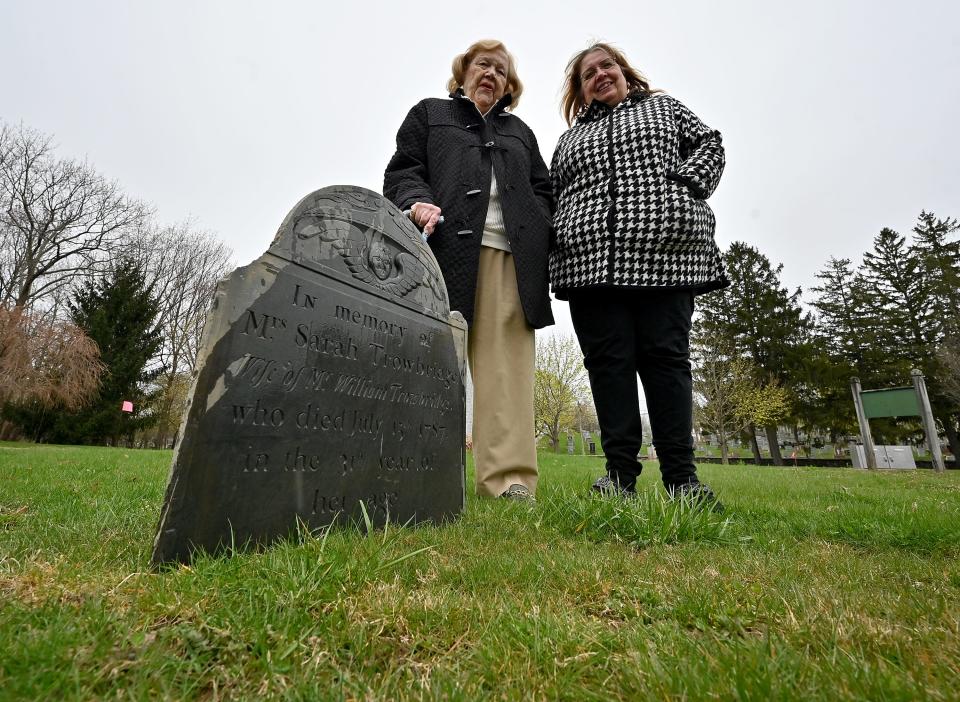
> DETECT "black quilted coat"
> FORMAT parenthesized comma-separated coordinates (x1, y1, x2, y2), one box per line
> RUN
(550, 92, 728, 299)
(383, 91, 555, 329)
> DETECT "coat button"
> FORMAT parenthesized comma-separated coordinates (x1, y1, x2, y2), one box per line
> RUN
(466, 189, 482, 196)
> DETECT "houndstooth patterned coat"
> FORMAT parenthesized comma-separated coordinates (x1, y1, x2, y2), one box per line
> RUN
(549, 92, 728, 299)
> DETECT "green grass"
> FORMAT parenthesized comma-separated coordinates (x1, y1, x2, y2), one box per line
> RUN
(2, 442, 959, 700)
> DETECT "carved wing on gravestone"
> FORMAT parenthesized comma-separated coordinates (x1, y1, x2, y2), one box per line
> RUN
(296, 217, 447, 311)
(303, 218, 436, 301)
(394, 252, 447, 303)
(270, 186, 451, 319)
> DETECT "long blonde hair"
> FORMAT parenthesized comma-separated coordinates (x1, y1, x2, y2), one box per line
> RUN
(447, 39, 524, 109)
(560, 42, 660, 125)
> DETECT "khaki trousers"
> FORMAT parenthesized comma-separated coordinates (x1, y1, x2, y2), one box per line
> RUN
(468, 247, 538, 497)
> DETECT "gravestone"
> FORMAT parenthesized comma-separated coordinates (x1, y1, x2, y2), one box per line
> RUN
(151, 185, 467, 567)
(849, 443, 916, 470)
(567, 434, 575, 455)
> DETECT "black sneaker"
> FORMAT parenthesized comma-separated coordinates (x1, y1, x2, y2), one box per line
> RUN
(669, 482, 724, 513)
(590, 475, 636, 498)
(500, 483, 534, 501)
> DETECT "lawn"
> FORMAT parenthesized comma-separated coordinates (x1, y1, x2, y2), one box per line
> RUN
(1, 443, 959, 700)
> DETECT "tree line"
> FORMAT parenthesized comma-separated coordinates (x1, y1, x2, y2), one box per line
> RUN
(533, 212, 959, 463)
(0, 121, 233, 446)
(694, 212, 960, 463)
(4, 119, 956, 459)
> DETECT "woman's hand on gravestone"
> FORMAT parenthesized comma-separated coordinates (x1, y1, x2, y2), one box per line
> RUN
(410, 202, 443, 236)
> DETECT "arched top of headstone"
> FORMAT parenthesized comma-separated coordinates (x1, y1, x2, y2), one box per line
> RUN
(271, 185, 449, 321)
(151, 184, 467, 566)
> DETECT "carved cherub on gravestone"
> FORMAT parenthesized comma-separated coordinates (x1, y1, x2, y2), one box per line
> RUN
(151, 186, 467, 567)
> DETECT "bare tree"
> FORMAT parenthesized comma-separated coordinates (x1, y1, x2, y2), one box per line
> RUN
(693, 335, 753, 464)
(535, 334, 589, 452)
(693, 330, 790, 464)
(125, 220, 233, 446)
(0, 305, 104, 437)
(128, 220, 232, 370)
(572, 399, 599, 454)
(144, 371, 192, 448)
(0, 122, 148, 310)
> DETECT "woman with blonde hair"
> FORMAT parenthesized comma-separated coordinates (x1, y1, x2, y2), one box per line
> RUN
(384, 40, 554, 500)
(550, 42, 726, 508)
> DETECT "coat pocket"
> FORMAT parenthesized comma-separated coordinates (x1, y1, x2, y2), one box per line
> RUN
(662, 177, 715, 250)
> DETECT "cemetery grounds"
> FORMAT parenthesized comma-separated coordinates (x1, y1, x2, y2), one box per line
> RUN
(1, 442, 958, 700)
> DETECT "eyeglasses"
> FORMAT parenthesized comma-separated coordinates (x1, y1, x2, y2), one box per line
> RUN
(580, 58, 618, 84)
(472, 57, 507, 78)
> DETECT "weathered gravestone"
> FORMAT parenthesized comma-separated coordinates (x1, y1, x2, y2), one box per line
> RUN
(151, 185, 467, 567)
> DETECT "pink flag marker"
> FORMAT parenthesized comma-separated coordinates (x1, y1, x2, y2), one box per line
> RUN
(121, 401, 134, 413)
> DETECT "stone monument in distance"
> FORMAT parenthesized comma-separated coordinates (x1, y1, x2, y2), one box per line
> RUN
(151, 186, 467, 566)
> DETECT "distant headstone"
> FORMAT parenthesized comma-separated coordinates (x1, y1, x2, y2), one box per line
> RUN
(151, 186, 467, 566)
(877, 445, 916, 469)
(849, 443, 916, 469)
(589, 441, 596, 455)
(567, 434, 575, 454)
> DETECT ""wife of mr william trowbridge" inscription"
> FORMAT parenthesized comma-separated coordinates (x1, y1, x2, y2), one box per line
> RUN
(231, 281, 458, 478)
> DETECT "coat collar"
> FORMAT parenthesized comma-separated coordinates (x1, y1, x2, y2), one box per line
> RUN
(576, 91, 648, 125)
(450, 88, 514, 118)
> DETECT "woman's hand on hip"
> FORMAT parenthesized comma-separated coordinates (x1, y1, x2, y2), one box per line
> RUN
(410, 202, 443, 236)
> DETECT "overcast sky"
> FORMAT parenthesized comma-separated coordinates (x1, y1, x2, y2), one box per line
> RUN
(5, 0, 959, 348)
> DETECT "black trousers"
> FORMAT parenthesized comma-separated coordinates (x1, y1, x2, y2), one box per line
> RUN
(569, 288, 698, 490)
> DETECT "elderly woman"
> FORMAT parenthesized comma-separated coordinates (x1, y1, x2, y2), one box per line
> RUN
(384, 40, 554, 500)
(550, 42, 726, 508)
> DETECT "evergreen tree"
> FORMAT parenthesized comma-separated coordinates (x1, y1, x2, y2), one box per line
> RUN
(695, 241, 812, 464)
(795, 339, 858, 444)
(910, 212, 960, 457)
(855, 219, 960, 455)
(811, 258, 869, 373)
(807, 257, 897, 441)
(859, 228, 934, 369)
(912, 211, 960, 327)
(48, 260, 163, 444)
